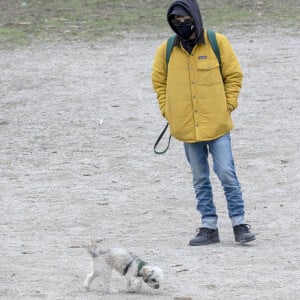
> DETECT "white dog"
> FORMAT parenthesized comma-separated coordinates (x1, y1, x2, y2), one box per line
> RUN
(84, 240, 164, 293)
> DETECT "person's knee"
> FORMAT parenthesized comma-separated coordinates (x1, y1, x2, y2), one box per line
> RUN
(216, 167, 236, 185)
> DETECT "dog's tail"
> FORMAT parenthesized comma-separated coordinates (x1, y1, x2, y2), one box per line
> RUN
(86, 240, 106, 258)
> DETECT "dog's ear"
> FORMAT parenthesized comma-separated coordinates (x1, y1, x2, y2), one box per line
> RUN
(141, 266, 152, 275)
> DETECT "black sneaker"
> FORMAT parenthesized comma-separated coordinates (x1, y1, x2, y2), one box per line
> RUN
(189, 227, 220, 246)
(233, 224, 256, 244)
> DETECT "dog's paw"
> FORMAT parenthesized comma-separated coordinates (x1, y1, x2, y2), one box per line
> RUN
(83, 281, 90, 291)
(127, 288, 138, 293)
(126, 285, 141, 293)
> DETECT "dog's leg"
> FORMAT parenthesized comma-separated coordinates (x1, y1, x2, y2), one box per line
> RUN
(126, 278, 135, 293)
(84, 270, 100, 291)
(135, 279, 143, 292)
(126, 278, 142, 293)
(101, 264, 112, 293)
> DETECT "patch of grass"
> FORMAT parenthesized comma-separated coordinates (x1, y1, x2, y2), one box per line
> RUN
(0, 27, 29, 45)
(0, 0, 299, 48)
(203, 0, 299, 28)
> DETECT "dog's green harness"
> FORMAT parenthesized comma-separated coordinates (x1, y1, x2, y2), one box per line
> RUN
(123, 257, 147, 277)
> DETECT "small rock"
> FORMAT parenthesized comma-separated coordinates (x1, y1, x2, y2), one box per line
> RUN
(0, 120, 9, 125)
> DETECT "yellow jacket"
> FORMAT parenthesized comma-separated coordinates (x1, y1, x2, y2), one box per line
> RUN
(152, 30, 243, 143)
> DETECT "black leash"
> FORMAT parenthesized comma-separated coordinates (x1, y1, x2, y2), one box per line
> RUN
(154, 123, 171, 154)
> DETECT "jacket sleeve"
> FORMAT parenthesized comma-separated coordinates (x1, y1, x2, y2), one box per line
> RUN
(218, 35, 243, 112)
(152, 42, 168, 118)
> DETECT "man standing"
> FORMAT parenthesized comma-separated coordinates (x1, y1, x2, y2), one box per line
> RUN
(152, 0, 255, 245)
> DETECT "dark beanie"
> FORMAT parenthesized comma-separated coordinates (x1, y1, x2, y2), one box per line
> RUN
(169, 4, 190, 17)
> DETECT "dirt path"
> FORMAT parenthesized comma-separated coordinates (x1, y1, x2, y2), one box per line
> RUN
(0, 27, 299, 299)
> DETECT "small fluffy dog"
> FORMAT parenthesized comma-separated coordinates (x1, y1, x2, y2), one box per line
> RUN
(84, 240, 164, 293)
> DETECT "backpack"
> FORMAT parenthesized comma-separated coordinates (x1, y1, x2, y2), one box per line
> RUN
(166, 29, 222, 72)
(154, 30, 222, 154)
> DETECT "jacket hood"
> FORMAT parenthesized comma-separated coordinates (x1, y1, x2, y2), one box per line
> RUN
(167, 0, 204, 43)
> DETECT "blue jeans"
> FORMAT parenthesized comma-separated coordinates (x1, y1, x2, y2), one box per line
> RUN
(184, 133, 245, 229)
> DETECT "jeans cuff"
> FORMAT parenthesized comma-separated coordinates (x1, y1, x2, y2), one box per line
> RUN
(231, 215, 244, 227)
(202, 217, 218, 229)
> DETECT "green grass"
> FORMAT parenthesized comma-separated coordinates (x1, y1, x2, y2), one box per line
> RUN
(0, 27, 29, 45)
(0, 0, 299, 48)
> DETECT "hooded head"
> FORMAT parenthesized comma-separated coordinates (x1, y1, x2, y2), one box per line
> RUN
(167, 0, 204, 43)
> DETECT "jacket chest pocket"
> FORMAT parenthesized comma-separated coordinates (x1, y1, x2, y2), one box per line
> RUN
(196, 61, 221, 86)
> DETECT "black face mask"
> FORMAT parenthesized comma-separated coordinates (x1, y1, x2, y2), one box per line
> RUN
(176, 24, 194, 40)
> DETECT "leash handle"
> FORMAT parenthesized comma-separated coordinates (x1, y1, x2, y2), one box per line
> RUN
(154, 123, 171, 154)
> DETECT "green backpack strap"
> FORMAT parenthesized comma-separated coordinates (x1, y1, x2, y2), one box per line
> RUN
(166, 31, 221, 73)
(166, 35, 176, 68)
(207, 29, 222, 74)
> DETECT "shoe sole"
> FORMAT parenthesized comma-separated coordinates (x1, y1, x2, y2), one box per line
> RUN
(189, 239, 220, 246)
(236, 236, 256, 244)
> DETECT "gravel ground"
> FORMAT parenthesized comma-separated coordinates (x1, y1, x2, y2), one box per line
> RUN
(0, 27, 299, 299)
